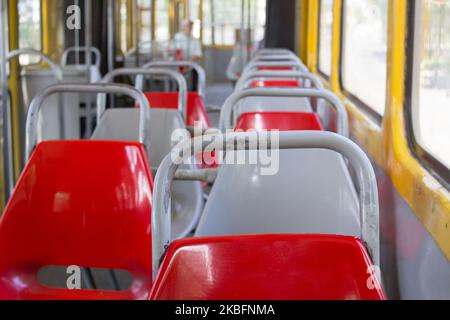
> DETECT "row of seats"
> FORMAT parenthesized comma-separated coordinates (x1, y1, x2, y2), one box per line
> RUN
(0, 47, 386, 299)
(149, 48, 384, 300)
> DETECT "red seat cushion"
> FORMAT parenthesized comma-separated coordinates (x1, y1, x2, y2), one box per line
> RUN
(150, 234, 386, 300)
(236, 112, 324, 131)
(250, 79, 301, 88)
(0, 141, 154, 300)
(144, 92, 211, 128)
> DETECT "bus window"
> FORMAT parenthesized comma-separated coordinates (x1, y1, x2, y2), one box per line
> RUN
(119, 0, 129, 53)
(18, 0, 42, 65)
(318, 0, 333, 78)
(202, 0, 266, 46)
(411, 0, 450, 172)
(341, 0, 388, 117)
(155, 0, 170, 41)
(137, 0, 152, 42)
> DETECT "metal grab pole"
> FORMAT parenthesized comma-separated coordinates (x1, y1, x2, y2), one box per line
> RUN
(240, 0, 246, 72)
(107, 0, 115, 110)
(0, 0, 14, 201)
(85, 0, 94, 138)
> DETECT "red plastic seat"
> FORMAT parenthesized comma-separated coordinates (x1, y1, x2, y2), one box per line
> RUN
(236, 112, 324, 131)
(0, 141, 154, 300)
(144, 92, 211, 128)
(150, 234, 386, 300)
(250, 79, 301, 88)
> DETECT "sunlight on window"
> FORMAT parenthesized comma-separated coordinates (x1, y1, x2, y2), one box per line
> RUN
(202, 0, 266, 46)
(341, 0, 388, 116)
(18, 0, 41, 65)
(413, 0, 450, 169)
(318, 0, 333, 77)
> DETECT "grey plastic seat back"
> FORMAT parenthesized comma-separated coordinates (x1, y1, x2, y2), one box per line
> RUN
(91, 108, 181, 168)
(91, 107, 204, 239)
(62, 65, 101, 118)
(195, 149, 360, 237)
(21, 68, 80, 140)
(236, 96, 313, 116)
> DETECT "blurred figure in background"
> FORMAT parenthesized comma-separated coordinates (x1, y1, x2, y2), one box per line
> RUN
(174, 20, 202, 62)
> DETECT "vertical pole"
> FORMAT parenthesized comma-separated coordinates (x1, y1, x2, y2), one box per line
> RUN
(84, 0, 93, 138)
(169, 0, 175, 39)
(149, 0, 153, 50)
(199, 0, 203, 44)
(247, 0, 251, 60)
(134, 0, 140, 66)
(107, 0, 115, 109)
(210, 0, 215, 45)
(75, 0, 80, 65)
(8, 0, 21, 181)
(0, 0, 14, 202)
(240, 0, 246, 70)
(107, 0, 115, 73)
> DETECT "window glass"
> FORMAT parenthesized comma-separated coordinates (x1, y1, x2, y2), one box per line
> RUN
(341, 0, 388, 116)
(155, 0, 170, 42)
(202, 0, 266, 46)
(18, 0, 42, 65)
(119, 0, 129, 53)
(188, 0, 201, 39)
(318, 0, 333, 76)
(412, 0, 450, 169)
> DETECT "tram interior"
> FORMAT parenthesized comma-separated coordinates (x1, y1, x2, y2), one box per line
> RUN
(0, 0, 448, 301)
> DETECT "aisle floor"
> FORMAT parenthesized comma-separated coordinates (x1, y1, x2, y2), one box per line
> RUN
(205, 82, 234, 128)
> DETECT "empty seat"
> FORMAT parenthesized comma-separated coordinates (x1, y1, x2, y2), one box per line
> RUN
(236, 112, 324, 131)
(150, 234, 386, 300)
(92, 108, 203, 238)
(195, 149, 360, 237)
(0, 141, 153, 300)
(144, 92, 211, 128)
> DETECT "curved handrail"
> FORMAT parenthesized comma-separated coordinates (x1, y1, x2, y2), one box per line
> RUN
(98, 67, 188, 121)
(151, 131, 380, 279)
(242, 61, 309, 75)
(26, 83, 151, 161)
(141, 61, 206, 98)
(219, 88, 349, 137)
(235, 70, 324, 91)
(61, 46, 101, 69)
(251, 54, 301, 64)
(7, 48, 63, 81)
(254, 48, 294, 57)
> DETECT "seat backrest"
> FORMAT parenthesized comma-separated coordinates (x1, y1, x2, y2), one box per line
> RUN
(91, 108, 184, 169)
(236, 112, 324, 131)
(21, 69, 81, 140)
(144, 92, 211, 128)
(237, 96, 313, 116)
(195, 149, 360, 238)
(249, 79, 301, 88)
(0, 141, 153, 299)
(151, 234, 386, 300)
